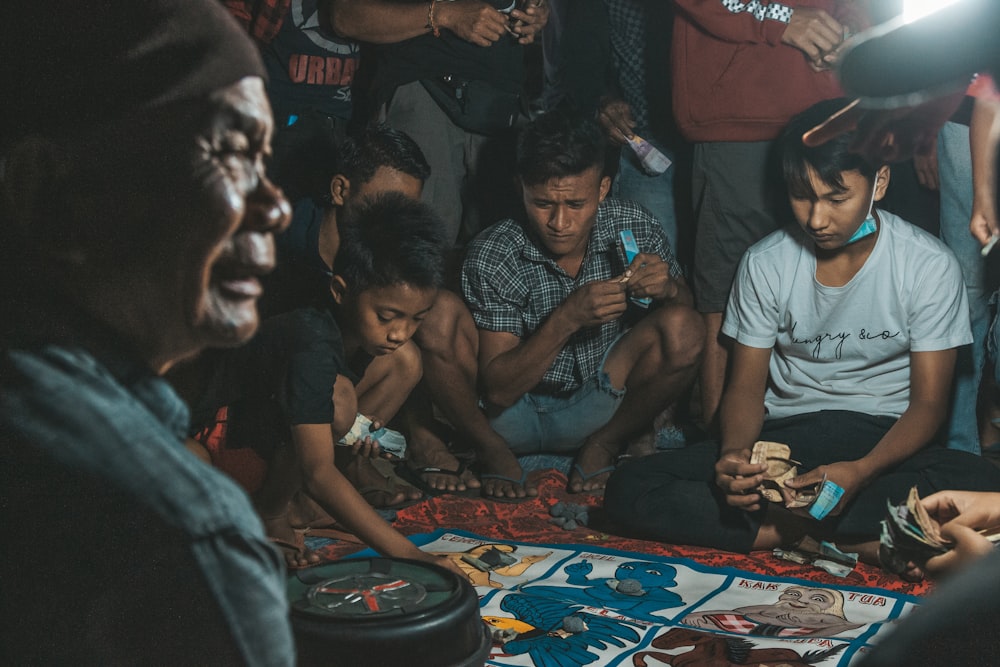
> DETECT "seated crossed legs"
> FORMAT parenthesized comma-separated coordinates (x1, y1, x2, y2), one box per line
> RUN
(486, 302, 703, 494)
(605, 410, 1000, 562)
(606, 99, 1000, 567)
(459, 110, 703, 494)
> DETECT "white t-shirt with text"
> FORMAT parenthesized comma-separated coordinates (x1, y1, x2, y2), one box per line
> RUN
(723, 210, 970, 420)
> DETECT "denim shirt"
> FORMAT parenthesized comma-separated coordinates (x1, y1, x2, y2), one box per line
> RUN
(0, 337, 294, 665)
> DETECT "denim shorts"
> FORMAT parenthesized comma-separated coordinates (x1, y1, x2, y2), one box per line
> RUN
(488, 337, 627, 455)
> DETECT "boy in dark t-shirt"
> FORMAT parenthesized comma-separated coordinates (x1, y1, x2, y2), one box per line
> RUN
(191, 193, 460, 571)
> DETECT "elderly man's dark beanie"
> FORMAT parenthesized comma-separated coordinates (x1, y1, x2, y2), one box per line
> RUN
(0, 1, 266, 146)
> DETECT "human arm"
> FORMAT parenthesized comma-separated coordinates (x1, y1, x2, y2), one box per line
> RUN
(802, 93, 967, 165)
(921, 490, 1000, 574)
(783, 348, 956, 514)
(715, 342, 772, 511)
(329, 0, 508, 47)
(477, 278, 628, 407)
(291, 423, 466, 575)
(969, 95, 1000, 245)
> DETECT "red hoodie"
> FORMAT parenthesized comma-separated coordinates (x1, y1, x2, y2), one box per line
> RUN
(673, 0, 863, 142)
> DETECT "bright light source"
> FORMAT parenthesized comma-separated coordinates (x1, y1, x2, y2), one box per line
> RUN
(902, 0, 961, 22)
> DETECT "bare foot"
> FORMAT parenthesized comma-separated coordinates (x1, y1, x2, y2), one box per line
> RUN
(478, 448, 538, 500)
(407, 432, 480, 493)
(338, 451, 422, 508)
(568, 441, 619, 493)
(260, 512, 321, 569)
(286, 490, 337, 530)
(623, 429, 656, 459)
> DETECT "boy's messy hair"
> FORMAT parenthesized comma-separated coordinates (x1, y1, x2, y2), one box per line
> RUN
(333, 191, 446, 293)
(780, 98, 882, 199)
(338, 122, 431, 187)
(516, 109, 606, 186)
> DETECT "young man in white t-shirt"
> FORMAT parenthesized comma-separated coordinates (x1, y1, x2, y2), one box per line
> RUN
(605, 99, 1000, 568)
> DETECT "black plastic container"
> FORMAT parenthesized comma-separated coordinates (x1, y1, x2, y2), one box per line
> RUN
(288, 558, 491, 666)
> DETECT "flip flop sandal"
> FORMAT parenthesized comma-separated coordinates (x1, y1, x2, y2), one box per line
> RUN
(357, 472, 425, 510)
(395, 462, 474, 497)
(568, 463, 616, 494)
(269, 530, 320, 570)
(480, 470, 535, 503)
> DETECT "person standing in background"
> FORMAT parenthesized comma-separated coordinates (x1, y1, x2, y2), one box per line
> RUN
(672, 0, 861, 430)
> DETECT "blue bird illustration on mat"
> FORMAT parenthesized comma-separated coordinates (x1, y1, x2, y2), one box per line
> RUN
(482, 593, 643, 667)
(518, 559, 684, 623)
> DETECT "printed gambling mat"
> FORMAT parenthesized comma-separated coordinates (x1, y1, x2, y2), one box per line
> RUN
(342, 529, 923, 667)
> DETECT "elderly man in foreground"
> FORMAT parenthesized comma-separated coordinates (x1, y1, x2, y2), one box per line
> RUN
(0, 2, 296, 663)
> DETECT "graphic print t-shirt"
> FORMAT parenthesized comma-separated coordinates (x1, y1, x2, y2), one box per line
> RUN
(722, 210, 970, 420)
(262, 0, 359, 122)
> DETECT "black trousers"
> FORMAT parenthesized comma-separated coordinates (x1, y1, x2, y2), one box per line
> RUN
(604, 410, 1000, 552)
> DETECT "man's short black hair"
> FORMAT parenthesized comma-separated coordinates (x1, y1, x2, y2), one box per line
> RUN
(333, 191, 445, 294)
(270, 121, 430, 207)
(781, 98, 883, 199)
(338, 122, 431, 188)
(516, 110, 607, 186)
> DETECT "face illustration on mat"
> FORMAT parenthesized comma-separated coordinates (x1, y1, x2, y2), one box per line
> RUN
(683, 585, 863, 637)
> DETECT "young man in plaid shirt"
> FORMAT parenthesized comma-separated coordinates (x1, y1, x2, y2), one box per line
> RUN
(461, 111, 704, 494)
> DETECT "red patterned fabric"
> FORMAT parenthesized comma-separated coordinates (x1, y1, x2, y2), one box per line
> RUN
(312, 469, 932, 598)
(196, 409, 928, 597)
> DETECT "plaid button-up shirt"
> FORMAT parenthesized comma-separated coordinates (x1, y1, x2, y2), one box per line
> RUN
(462, 198, 681, 396)
(606, 0, 650, 129)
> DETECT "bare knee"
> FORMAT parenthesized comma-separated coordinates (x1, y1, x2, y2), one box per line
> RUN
(392, 339, 424, 389)
(413, 290, 479, 363)
(652, 304, 705, 369)
(413, 289, 462, 351)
